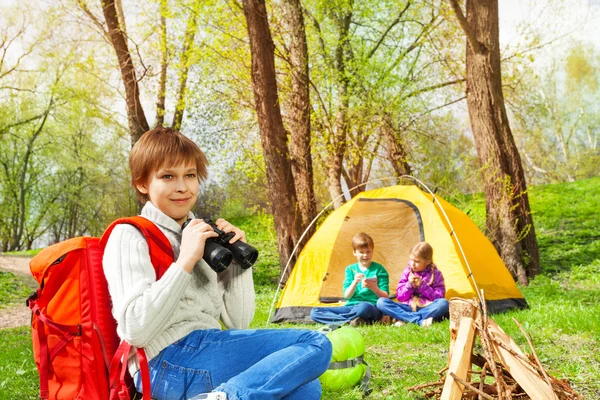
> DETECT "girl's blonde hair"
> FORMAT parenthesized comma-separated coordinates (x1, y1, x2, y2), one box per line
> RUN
(130, 127, 208, 203)
(410, 241, 433, 261)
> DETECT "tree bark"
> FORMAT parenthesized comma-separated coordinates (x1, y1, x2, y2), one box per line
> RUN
(155, 1, 167, 127)
(342, 124, 381, 197)
(101, 0, 149, 144)
(382, 114, 412, 178)
(342, 155, 364, 197)
(451, 0, 540, 283)
(242, 0, 303, 280)
(172, 12, 198, 131)
(326, 9, 353, 209)
(10, 97, 53, 251)
(281, 0, 317, 239)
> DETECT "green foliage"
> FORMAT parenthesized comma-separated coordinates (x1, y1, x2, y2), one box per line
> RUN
(0, 2, 137, 250)
(566, 44, 598, 91)
(509, 42, 600, 185)
(227, 214, 281, 289)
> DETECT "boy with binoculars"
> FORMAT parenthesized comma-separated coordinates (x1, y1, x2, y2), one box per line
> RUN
(102, 127, 331, 400)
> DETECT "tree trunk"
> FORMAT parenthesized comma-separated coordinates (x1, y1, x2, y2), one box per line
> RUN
(172, 12, 198, 131)
(155, 1, 167, 127)
(114, 0, 127, 35)
(382, 115, 412, 178)
(327, 140, 346, 208)
(342, 156, 364, 197)
(451, 0, 540, 283)
(242, 0, 302, 281)
(281, 0, 317, 240)
(326, 9, 353, 209)
(9, 99, 53, 251)
(343, 122, 382, 197)
(101, 0, 149, 144)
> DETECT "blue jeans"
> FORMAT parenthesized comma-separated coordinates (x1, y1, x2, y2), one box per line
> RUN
(376, 298, 449, 326)
(310, 302, 383, 324)
(135, 328, 332, 400)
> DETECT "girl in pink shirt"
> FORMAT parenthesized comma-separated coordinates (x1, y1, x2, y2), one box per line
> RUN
(376, 242, 449, 327)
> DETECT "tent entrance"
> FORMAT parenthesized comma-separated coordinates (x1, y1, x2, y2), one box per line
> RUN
(318, 198, 424, 302)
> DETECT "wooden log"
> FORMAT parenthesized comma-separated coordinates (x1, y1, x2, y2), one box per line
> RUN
(441, 317, 476, 400)
(477, 290, 508, 400)
(448, 298, 478, 362)
(512, 317, 555, 390)
(486, 319, 557, 400)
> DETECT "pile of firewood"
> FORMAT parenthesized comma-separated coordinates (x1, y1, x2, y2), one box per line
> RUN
(407, 297, 583, 399)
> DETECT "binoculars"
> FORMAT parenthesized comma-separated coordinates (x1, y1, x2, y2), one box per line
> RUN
(182, 218, 259, 273)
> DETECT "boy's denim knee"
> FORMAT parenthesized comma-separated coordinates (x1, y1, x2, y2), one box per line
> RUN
(376, 297, 390, 308)
(352, 301, 383, 322)
(307, 330, 333, 370)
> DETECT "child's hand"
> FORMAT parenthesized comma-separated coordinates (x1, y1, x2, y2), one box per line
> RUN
(354, 273, 365, 283)
(177, 219, 219, 273)
(362, 277, 378, 290)
(214, 218, 246, 243)
(410, 273, 422, 288)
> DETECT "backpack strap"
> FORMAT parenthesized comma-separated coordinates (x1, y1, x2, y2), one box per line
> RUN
(101, 216, 174, 400)
(327, 355, 372, 397)
(100, 216, 174, 279)
(109, 341, 152, 400)
(29, 301, 82, 400)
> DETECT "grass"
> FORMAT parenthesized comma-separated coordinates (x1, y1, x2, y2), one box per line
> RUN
(3, 249, 41, 257)
(0, 272, 32, 310)
(0, 327, 38, 399)
(1, 177, 599, 399)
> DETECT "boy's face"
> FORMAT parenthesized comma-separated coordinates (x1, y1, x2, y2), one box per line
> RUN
(353, 246, 373, 268)
(409, 254, 431, 272)
(136, 162, 199, 225)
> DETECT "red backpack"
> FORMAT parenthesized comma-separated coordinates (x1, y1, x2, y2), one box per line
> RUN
(27, 217, 174, 400)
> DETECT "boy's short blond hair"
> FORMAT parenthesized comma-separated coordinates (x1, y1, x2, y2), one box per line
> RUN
(130, 127, 208, 203)
(352, 232, 374, 250)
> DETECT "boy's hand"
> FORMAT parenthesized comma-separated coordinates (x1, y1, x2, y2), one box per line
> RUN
(177, 219, 219, 273)
(214, 218, 246, 244)
(354, 273, 365, 283)
(362, 277, 378, 290)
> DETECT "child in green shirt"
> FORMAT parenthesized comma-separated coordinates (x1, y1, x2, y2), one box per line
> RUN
(310, 232, 389, 326)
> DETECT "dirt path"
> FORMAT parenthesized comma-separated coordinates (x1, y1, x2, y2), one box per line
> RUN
(0, 304, 31, 329)
(0, 254, 31, 275)
(0, 255, 34, 329)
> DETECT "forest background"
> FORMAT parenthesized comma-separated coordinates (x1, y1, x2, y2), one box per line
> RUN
(2, 1, 600, 398)
(1, 0, 599, 273)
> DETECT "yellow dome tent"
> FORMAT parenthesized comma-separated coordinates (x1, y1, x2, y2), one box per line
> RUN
(271, 184, 527, 323)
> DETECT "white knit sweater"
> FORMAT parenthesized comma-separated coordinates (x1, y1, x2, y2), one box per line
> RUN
(102, 202, 255, 373)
